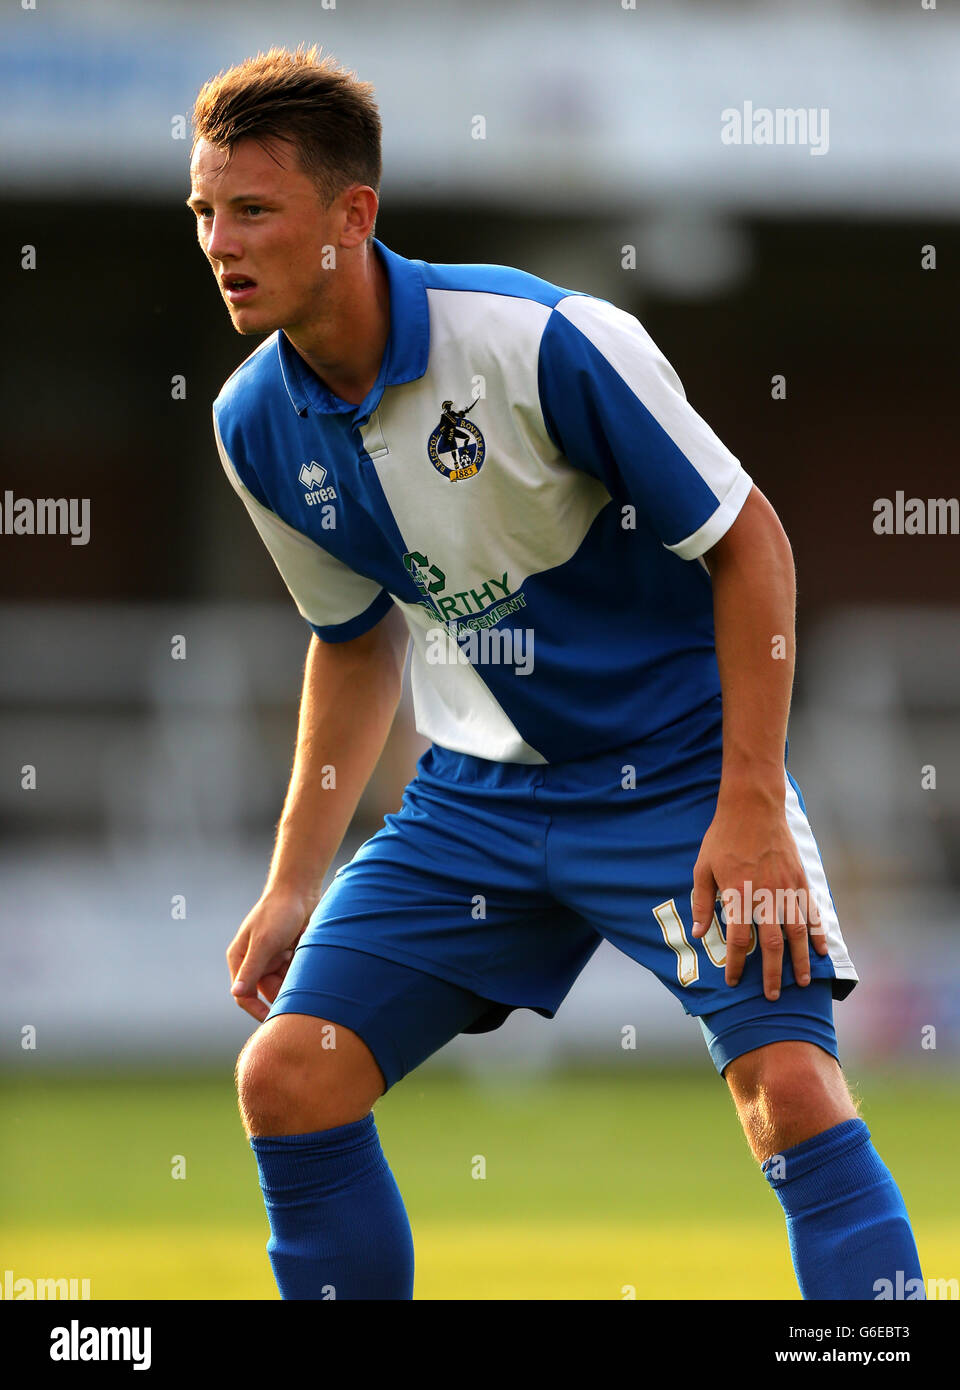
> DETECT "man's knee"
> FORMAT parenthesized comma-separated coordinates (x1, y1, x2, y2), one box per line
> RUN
(724, 1040, 857, 1160)
(236, 1013, 385, 1138)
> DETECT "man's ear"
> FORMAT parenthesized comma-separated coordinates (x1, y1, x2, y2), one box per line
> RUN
(339, 185, 379, 249)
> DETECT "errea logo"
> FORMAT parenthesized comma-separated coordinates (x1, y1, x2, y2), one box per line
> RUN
(299, 461, 338, 506)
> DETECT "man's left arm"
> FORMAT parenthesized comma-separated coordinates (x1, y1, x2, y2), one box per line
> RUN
(535, 297, 829, 998)
(692, 484, 829, 1000)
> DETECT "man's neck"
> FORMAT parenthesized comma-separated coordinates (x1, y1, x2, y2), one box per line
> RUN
(284, 242, 391, 407)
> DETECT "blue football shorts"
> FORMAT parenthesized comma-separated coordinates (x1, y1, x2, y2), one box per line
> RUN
(266, 695, 857, 1091)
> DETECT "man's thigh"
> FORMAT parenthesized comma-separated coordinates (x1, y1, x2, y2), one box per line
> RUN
(540, 710, 857, 1070)
(266, 944, 495, 1094)
(268, 762, 602, 1090)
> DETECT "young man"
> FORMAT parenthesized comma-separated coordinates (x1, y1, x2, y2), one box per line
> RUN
(189, 46, 923, 1301)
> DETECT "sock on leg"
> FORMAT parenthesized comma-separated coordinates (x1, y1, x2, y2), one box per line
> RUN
(250, 1112, 414, 1300)
(762, 1117, 924, 1300)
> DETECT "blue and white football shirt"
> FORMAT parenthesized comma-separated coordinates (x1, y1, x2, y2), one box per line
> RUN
(213, 238, 754, 764)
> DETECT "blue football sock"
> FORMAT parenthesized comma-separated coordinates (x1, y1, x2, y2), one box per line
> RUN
(762, 1117, 924, 1300)
(250, 1113, 414, 1300)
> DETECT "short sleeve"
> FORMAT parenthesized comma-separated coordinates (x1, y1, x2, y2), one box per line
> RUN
(538, 296, 753, 560)
(213, 408, 393, 642)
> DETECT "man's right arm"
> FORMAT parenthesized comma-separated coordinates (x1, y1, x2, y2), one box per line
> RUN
(227, 603, 410, 1022)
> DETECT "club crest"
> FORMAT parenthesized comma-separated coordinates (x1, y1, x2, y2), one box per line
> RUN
(427, 396, 485, 482)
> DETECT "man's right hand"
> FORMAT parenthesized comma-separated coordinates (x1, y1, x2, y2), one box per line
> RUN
(226, 888, 315, 1023)
(224, 615, 408, 1026)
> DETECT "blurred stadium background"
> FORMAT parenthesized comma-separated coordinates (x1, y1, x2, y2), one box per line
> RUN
(1, 0, 958, 1299)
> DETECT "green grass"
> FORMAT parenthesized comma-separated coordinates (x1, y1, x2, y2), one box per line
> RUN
(0, 1067, 954, 1299)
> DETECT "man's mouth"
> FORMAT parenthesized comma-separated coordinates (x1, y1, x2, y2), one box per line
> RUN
(221, 275, 258, 302)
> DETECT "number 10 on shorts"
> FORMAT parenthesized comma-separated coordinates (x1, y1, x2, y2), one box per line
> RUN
(653, 897, 758, 987)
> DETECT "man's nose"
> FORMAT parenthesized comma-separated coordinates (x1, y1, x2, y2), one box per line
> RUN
(206, 215, 242, 262)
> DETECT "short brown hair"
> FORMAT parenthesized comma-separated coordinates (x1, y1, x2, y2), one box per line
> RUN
(192, 44, 382, 209)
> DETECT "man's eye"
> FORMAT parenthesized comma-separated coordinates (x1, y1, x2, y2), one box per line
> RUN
(243, 205, 264, 216)
(196, 208, 213, 220)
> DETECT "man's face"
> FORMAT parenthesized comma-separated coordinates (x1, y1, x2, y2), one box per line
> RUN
(188, 135, 340, 335)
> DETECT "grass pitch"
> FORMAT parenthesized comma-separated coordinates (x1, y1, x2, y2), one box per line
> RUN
(1, 1067, 954, 1300)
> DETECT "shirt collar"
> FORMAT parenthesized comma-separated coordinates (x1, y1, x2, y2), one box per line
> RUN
(277, 237, 430, 420)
